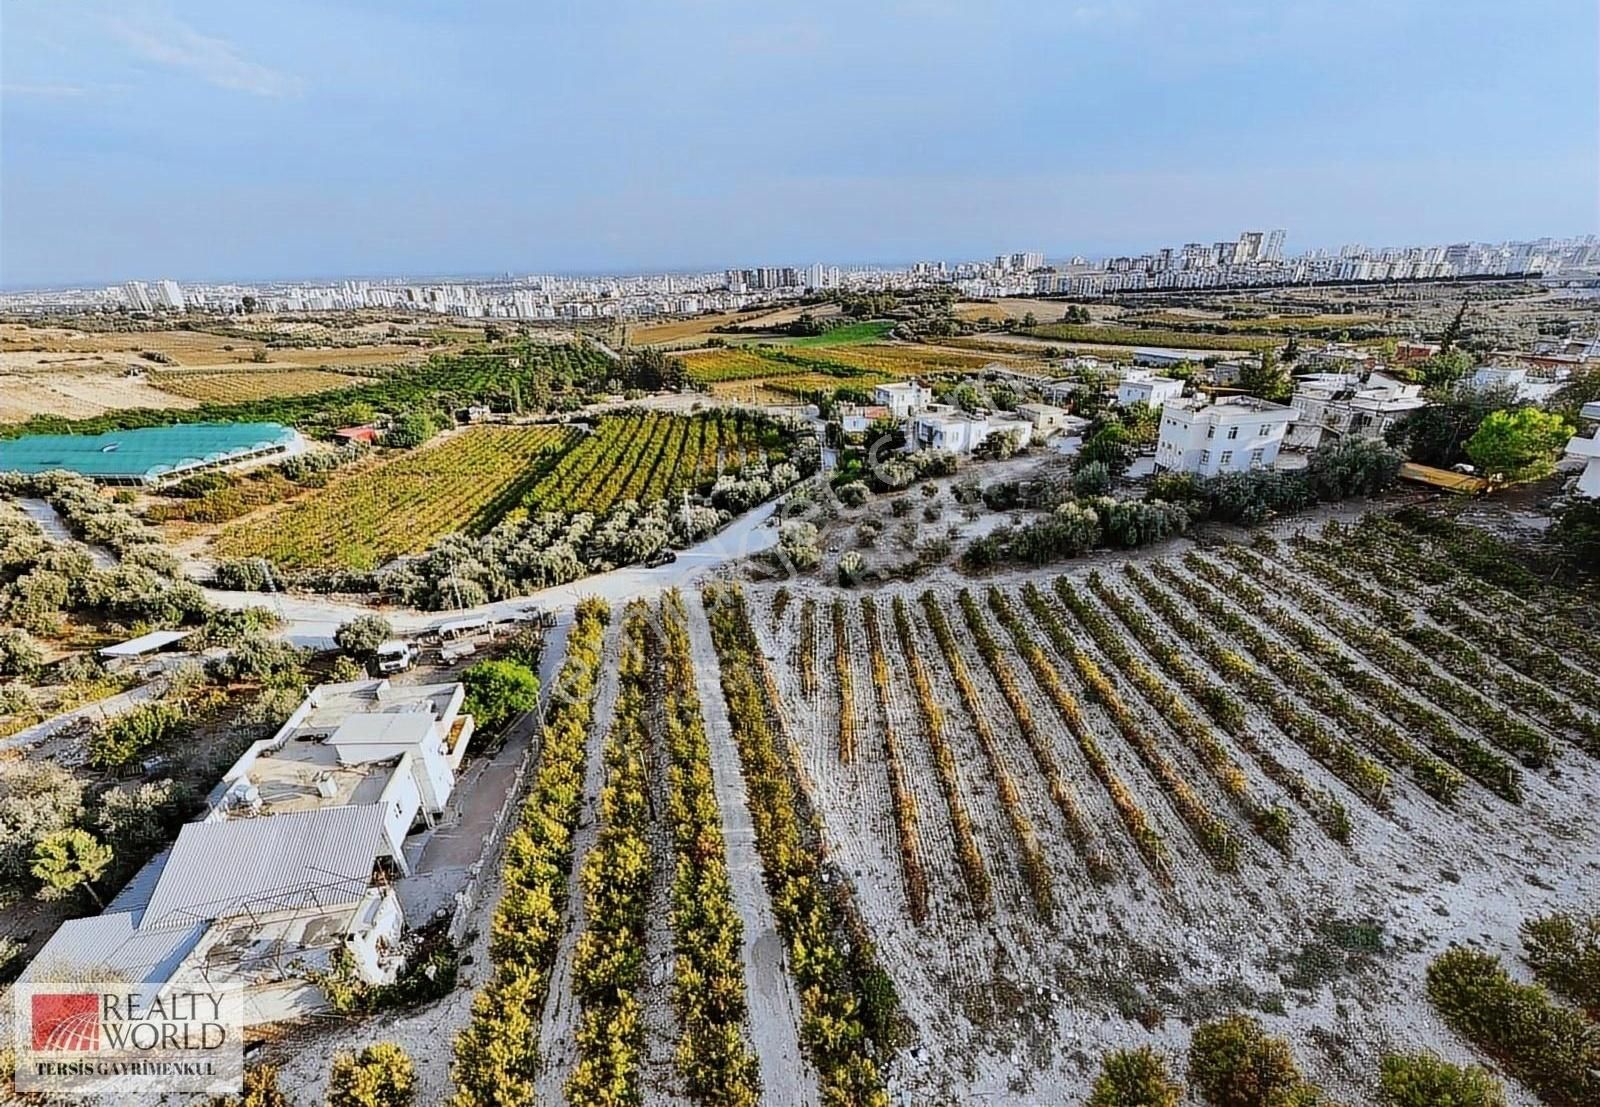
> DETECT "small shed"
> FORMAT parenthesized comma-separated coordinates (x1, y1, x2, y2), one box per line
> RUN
(335, 425, 380, 445)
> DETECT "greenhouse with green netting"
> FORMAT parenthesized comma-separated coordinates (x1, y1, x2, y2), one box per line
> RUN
(0, 422, 301, 486)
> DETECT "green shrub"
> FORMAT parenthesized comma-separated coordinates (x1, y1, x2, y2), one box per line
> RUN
(1426, 946, 1600, 1107)
(1522, 911, 1600, 1020)
(461, 658, 540, 735)
(1089, 1046, 1183, 1107)
(88, 701, 189, 772)
(1188, 1014, 1323, 1107)
(333, 614, 393, 664)
(1378, 1051, 1505, 1107)
(326, 1042, 415, 1107)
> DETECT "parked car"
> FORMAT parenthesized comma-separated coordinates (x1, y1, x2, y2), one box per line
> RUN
(644, 549, 677, 568)
(374, 640, 417, 674)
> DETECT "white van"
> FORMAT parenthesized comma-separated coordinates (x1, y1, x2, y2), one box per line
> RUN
(374, 640, 417, 674)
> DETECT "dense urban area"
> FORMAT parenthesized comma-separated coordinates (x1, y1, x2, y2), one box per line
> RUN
(1, 234, 1598, 1107)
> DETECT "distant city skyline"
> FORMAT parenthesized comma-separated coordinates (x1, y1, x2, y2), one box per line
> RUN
(3, 1, 1596, 287)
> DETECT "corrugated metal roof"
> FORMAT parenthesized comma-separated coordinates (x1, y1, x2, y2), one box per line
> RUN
(17, 912, 206, 986)
(105, 846, 173, 915)
(141, 805, 387, 929)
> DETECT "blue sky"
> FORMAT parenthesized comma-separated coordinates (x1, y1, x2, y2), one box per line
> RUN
(2, 1, 1595, 286)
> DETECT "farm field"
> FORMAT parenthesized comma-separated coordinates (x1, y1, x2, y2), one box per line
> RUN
(723, 513, 1600, 1105)
(212, 424, 575, 570)
(787, 320, 894, 346)
(146, 367, 360, 402)
(1023, 320, 1281, 351)
(520, 409, 778, 515)
(1121, 310, 1384, 333)
(676, 342, 1043, 397)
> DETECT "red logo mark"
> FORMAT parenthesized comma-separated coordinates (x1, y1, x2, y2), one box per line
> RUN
(31, 993, 100, 1052)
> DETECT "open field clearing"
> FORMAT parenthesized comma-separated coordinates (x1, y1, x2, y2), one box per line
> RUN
(0, 367, 201, 422)
(212, 424, 575, 569)
(146, 367, 360, 402)
(707, 372, 894, 404)
(1122, 310, 1384, 333)
(787, 320, 894, 346)
(629, 310, 772, 346)
(724, 513, 1599, 1104)
(939, 333, 1139, 361)
(953, 298, 1096, 323)
(1023, 320, 1281, 351)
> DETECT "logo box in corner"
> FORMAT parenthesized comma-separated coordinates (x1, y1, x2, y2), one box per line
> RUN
(12, 982, 243, 1099)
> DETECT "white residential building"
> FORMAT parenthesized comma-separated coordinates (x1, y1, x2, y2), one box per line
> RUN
(1464, 364, 1563, 404)
(17, 677, 477, 1025)
(1015, 402, 1073, 433)
(1565, 401, 1600, 498)
(874, 381, 932, 418)
(908, 405, 1032, 454)
(1154, 395, 1299, 476)
(1285, 370, 1428, 450)
(155, 279, 187, 310)
(1116, 369, 1185, 410)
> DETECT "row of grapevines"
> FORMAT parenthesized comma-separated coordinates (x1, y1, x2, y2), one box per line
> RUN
(567, 602, 654, 1105)
(1222, 545, 1553, 767)
(798, 598, 818, 698)
(450, 598, 611, 1107)
(1031, 583, 1239, 872)
(831, 598, 857, 764)
(1281, 535, 1600, 755)
(1151, 560, 1446, 801)
(1122, 564, 1387, 819)
(887, 595, 994, 916)
(1180, 553, 1517, 801)
(700, 584, 890, 1107)
(659, 592, 762, 1104)
(1332, 522, 1600, 718)
(914, 593, 1055, 912)
(1086, 572, 1349, 842)
(1062, 573, 1291, 852)
(858, 597, 930, 925)
(982, 585, 1158, 877)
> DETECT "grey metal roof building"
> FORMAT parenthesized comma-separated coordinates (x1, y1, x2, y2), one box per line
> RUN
(140, 805, 388, 929)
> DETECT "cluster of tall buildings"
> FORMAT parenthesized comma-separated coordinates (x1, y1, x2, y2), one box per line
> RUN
(5, 231, 1597, 318)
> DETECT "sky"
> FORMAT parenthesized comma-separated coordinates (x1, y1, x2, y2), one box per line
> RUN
(2, 0, 1596, 287)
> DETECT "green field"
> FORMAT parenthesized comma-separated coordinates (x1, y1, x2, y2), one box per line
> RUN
(787, 321, 894, 347)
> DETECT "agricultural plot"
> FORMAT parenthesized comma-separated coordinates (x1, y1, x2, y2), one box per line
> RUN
(743, 519, 1600, 1105)
(520, 410, 776, 515)
(213, 424, 575, 569)
(147, 368, 360, 402)
(676, 341, 1039, 394)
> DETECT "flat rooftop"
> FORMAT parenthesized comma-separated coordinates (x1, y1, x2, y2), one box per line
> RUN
(296, 678, 460, 733)
(243, 740, 396, 816)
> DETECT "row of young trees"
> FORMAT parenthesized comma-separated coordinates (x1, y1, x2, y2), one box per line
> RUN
(700, 583, 891, 1106)
(449, 599, 610, 1107)
(657, 592, 762, 1103)
(566, 602, 653, 1105)
(856, 597, 929, 925)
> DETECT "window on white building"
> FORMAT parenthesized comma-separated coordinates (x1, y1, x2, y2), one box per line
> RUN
(1220, 450, 1233, 465)
(1250, 448, 1265, 466)
(1200, 449, 1211, 465)
(1227, 426, 1239, 439)
(1206, 425, 1216, 439)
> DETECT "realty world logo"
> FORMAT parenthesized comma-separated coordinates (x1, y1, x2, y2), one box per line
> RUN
(13, 983, 244, 1098)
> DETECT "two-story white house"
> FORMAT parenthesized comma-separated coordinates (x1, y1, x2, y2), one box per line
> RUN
(909, 405, 1032, 455)
(874, 381, 932, 419)
(1285, 370, 1428, 450)
(1116, 369, 1185, 411)
(1154, 395, 1299, 476)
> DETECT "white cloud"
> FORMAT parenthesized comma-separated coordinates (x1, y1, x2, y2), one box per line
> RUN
(108, 12, 302, 97)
